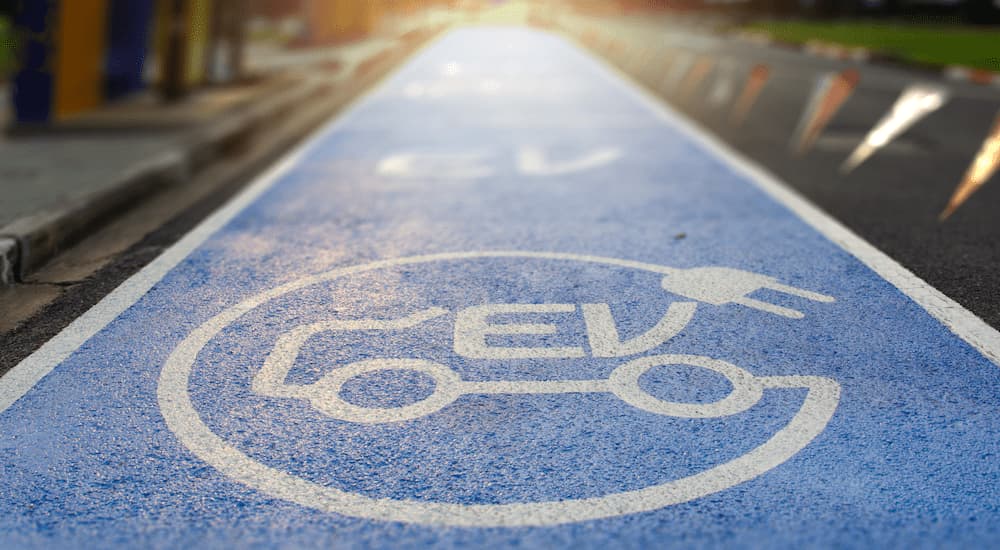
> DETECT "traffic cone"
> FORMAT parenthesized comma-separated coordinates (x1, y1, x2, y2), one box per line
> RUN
(730, 64, 770, 127)
(792, 69, 860, 154)
(843, 84, 949, 173)
(940, 112, 1000, 220)
(679, 57, 716, 103)
(661, 51, 694, 94)
(707, 58, 737, 109)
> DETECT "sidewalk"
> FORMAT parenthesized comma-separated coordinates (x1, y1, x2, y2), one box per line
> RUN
(0, 23, 446, 286)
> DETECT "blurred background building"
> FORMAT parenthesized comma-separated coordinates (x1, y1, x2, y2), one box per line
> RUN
(0, 0, 996, 127)
(0, 0, 453, 126)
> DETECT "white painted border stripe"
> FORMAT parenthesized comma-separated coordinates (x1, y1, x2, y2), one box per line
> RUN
(583, 39, 1000, 367)
(0, 34, 446, 414)
(0, 151, 308, 414)
(2, 27, 998, 415)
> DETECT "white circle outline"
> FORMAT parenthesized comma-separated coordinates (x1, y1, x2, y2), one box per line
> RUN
(303, 358, 462, 423)
(158, 251, 841, 527)
(607, 354, 763, 418)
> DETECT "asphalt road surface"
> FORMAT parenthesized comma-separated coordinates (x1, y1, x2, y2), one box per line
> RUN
(2, 26, 999, 549)
(583, 13, 1000, 328)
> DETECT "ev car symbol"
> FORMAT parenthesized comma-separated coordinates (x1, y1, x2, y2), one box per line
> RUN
(159, 251, 841, 527)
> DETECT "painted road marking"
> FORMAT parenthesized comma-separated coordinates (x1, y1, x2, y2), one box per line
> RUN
(2, 27, 1000, 548)
(159, 251, 841, 526)
(376, 146, 622, 180)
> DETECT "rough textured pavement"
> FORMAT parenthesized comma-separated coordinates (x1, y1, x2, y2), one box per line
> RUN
(1, 27, 999, 549)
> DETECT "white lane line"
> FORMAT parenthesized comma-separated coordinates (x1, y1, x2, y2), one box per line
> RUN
(581, 38, 1000, 367)
(3, 27, 999, 419)
(0, 34, 449, 414)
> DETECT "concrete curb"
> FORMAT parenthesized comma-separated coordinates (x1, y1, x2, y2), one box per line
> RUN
(0, 238, 16, 286)
(733, 31, 773, 47)
(0, 78, 329, 284)
(734, 32, 872, 62)
(802, 40, 871, 62)
(944, 65, 1000, 87)
(0, 26, 444, 286)
(0, 148, 188, 283)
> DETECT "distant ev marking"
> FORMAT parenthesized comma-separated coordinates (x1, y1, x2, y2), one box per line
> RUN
(160, 251, 841, 527)
(376, 147, 622, 179)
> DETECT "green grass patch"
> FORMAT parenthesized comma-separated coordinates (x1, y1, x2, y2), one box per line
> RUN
(745, 20, 1000, 71)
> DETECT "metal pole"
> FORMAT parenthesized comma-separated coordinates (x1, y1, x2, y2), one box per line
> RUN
(162, 0, 188, 101)
(206, 0, 225, 83)
(228, 0, 247, 81)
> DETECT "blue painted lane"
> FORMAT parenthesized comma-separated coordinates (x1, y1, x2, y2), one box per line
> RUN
(2, 27, 1000, 548)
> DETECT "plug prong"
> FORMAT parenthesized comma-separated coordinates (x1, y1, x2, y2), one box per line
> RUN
(732, 297, 804, 319)
(766, 282, 835, 303)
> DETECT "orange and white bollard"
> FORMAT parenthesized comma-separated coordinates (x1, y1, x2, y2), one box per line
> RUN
(792, 69, 861, 154)
(730, 64, 771, 127)
(940, 112, 1000, 220)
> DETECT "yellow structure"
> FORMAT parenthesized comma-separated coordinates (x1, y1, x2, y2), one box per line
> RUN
(13, 0, 214, 123)
(305, 1, 452, 44)
(152, 0, 214, 87)
(185, 0, 214, 84)
(54, 0, 109, 118)
(307, 1, 383, 43)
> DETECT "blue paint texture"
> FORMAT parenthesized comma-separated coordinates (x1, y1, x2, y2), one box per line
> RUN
(1, 28, 999, 549)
